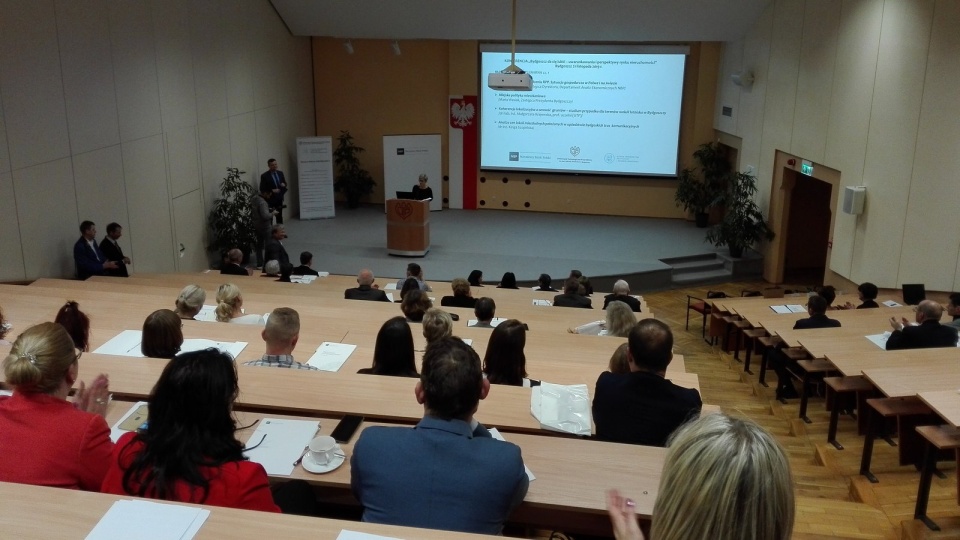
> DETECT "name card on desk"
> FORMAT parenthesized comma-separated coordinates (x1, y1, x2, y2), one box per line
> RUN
(306, 342, 357, 371)
(86, 499, 209, 540)
(532, 299, 552, 306)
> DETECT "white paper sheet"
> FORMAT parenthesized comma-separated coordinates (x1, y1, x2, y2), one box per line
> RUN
(770, 305, 791, 314)
(180, 338, 247, 359)
(883, 300, 902, 307)
(194, 305, 217, 322)
(385, 293, 395, 303)
(306, 342, 357, 371)
(242, 418, 320, 476)
(110, 401, 149, 442)
(94, 331, 247, 359)
(460, 338, 473, 347)
(487, 428, 536, 481)
(384, 283, 398, 290)
(532, 299, 552, 306)
(865, 332, 890, 349)
(290, 275, 317, 284)
(786, 304, 806, 313)
(531, 382, 592, 436)
(85, 499, 209, 540)
(335, 531, 402, 540)
(468, 317, 506, 327)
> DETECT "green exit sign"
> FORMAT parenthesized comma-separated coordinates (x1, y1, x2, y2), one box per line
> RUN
(800, 160, 814, 176)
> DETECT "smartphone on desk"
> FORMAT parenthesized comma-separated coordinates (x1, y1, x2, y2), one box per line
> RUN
(331, 414, 364, 443)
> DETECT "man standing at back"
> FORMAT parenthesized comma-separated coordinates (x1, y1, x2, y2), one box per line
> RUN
(592, 319, 701, 447)
(264, 225, 290, 267)
(251, 188, 276, 269)
(99, 222, 131, 277)
(260, 158, 287, 224)
(351, 337, 528, 534)
(74, 221, 118, 280)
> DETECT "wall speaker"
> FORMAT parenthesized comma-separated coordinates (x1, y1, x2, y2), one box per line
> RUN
(842, 185, 866, 215)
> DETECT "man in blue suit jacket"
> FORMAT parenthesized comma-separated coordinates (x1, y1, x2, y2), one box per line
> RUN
(259, 158, 287, 224)
(350, 337, 529, 535)
(73, 221, 118, 280)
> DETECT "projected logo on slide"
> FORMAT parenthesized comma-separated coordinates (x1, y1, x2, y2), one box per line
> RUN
(569, 146, 581, 157)
(396, 148, 405, 155)
(604, 153, 615, 164)
(509, 152, 519, 161)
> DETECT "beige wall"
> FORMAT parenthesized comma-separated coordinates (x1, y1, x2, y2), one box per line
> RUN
(314, 38, 721, 217)
(717, 0, 960, 292)
(0, 0, 314, 281)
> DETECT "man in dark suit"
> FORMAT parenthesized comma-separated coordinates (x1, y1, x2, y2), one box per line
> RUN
(792, 295, 842, 329)
(468, 297, 496, 328)
(99, 222, 131, 277)
(292, 251, 320, 276)
(344, 269, 390, 302)
(350, 337, 528, 534)
(944, 293, 960, 330)
(592, 319, 701, 447)
(772, 295, 840, 399)
(440, 278, 477, 308)
(886, 300, 959, 350)
(220, 248, 250, 276)
(602, 279, 642, 312)
(73, 220, 118, 280)
(553, 277, 592, 308)
(263, 225, 290, 267)
(259, 158, 287, 224)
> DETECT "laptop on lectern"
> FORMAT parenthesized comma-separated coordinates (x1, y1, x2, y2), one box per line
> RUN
(395, 191, 416, 200)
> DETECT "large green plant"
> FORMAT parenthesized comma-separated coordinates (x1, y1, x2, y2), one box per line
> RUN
(674, 142, 729, 225)
(333, 130, 376, 208)
(208, 167, 257, 259)
(706, 170, 775, 257)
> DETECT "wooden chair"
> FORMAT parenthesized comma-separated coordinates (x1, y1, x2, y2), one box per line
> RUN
(914, 425, 960, 531)
(685, 291, 725, 343)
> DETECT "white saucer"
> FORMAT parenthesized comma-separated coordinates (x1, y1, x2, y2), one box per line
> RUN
(302, 449, 345, 474)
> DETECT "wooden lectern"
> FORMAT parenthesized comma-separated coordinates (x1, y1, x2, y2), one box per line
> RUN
(386, 199, 430, 256)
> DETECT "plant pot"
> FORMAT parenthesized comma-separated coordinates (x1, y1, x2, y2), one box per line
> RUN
(694, 212, 709, 228)
(728, 245, 744, 258)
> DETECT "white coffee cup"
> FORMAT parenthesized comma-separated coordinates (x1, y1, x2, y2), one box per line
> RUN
(308, 435, 338, 465)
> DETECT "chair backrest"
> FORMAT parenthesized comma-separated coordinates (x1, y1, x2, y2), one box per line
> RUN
(762, 287, 785, 299)
(706, 291, 727, 299)
(902, 284, 926, 306)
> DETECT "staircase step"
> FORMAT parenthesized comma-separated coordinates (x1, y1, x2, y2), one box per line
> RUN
(660, 253, 719, 266)
(671, 268, 732, 285)
(671, 260, 725, 274)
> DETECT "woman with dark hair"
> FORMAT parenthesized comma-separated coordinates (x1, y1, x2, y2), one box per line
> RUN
(141, 309, 184, 359)
(467, 270, 483, 287)
(536, 273, 558, 292)
(358, 317, 418, 378)
(497, 272, 519, 289)
(401, 289, 432, 323)
(395, 277, 421, 303)
(482, 319, 539, 387)
(54, 300, 90, 351)
(101, 348, 279, 512)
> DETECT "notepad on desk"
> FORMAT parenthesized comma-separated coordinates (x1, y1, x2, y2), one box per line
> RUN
(86, 499, 209, 540)
(94, 331, 247, 359)
(243, 418, 319, 476)
(306, 342, 357, 371)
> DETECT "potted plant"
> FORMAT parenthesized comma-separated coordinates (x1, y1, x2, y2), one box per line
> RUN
(208, 167, 257, 265)
(705, 170, 775, 258)
(674, 142, 729, 227)
(333, 130, 376, 208)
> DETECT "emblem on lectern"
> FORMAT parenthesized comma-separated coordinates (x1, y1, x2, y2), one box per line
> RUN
(396, 201, 413, 220)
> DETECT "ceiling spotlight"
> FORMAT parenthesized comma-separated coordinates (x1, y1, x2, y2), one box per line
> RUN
(391, 41, 401, 56)
(343, 40, 354, 54)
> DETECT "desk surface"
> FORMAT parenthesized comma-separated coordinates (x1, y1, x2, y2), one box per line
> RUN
(862, 363, 960, 398)
(918, 390, 960, 427)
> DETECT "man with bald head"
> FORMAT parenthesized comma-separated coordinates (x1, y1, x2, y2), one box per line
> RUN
(886, 299, 959, 350)
(220, 248, 251, 276)
(345, 269, 390, 302)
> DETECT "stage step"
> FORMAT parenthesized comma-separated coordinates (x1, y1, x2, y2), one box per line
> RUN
(671, 268, 732, 285)
(668, 258, 726, 275)
(661, 251, 764, 288)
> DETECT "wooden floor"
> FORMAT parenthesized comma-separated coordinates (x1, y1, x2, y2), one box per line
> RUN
(647, 280, 960, 540)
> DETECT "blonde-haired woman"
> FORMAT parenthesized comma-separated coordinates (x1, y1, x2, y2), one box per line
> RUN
(422, 308, 453, 345)
(0, 322, 113, 491)
(607, 413, 794, 540)
(568, 301, 636, 337)
(215, 283, 263, 325)
(174, 284, 206, 320)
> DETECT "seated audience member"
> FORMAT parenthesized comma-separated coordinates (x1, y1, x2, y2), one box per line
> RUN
(497, 272, 519, 289)
(440, 278, 477, 308)
(569, 301, 635, 337)
(944, 293, 960, 329)
(358, 317, 418, 378)
(592, 319, 702, 447)
(395, 262, 432, 292)
(401, 289, 432, 323)
(277, 262, 294, 282)
(422, 308, 453, 345)
(100, 222, 131, 277)
(608, 343, 630, 374)
(345, 269, 390, 302)
(0, 306, 10, 345)
(469, 297, 497, 328)
(101, 349, 280, 512)
(55, 300, 90, 351)
(292, 251, 320, 276)
(243, 308, 317, 370)
(74, 220, 118, 280)
(215, 284, 263, 325)
(570, 269, 594, 295)
(351, 337, 529, 534)
(842, 282, 879, 309)
(772, 295, 840, 399)
(606, 414, 794, 540)
(141, 310, 183, 359)
(262, 260, 281, 277)
(174, 285, 206, 320)
(535, 273, 558, 292)
(220, 249, 250, 276)
(816, 285, 838, 309)
(0, 322, 112, 491)
(603, 280, 642, 312)
(396, 277, 422, 303)
(483, 319, 539, 387)
(554, 278, 593, 309)
(886, 299, 959, 350)
(467, 269, 484, 287)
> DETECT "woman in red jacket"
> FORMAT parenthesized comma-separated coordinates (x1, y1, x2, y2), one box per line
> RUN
(0, 322, 112, 490)
(101, 348, 280, 512)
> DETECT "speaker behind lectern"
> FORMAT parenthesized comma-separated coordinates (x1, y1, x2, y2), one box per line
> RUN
(842, 186, 866, 215)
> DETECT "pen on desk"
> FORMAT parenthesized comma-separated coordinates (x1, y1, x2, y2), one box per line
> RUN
(293, 447, 309, 467)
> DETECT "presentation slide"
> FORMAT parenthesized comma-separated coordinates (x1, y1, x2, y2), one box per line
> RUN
(480, 47, 686, 177)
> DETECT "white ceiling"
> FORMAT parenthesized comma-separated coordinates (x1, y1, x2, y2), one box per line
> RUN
(270, 0, 771, 43)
